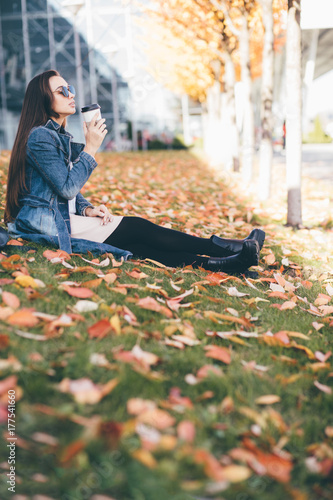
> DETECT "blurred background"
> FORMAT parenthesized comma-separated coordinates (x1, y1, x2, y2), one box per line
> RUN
(0, 0, 333, 161)
(0, 0, 186, 152)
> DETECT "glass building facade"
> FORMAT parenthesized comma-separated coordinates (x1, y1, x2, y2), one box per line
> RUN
(0, 0, 130, 149)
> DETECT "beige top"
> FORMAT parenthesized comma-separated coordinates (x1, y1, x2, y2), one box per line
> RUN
(70, 214, 123, 243)
(67, 161, 123, 243)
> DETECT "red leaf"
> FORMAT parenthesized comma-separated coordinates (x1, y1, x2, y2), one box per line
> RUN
(177, 420, 196, 443)
(137, 296, 173, 318)
(88, 319, 112, 339)
(204, 345, 231, 364)
(43, 249, 70, 261)
(243, 438, 293, 483)
(197, 364, 224, 380)
(63, 286, 94, 298)
(2, 291, 20, 309)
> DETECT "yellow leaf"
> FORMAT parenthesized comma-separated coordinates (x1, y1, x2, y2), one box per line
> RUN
(158, 435, 178, 450)
(285, 331, 310, 340)
(132, 449, 157, 468)
(222, 465, 252, 482)
(15, 275, 39, 288)
(110, 314, 121, 335)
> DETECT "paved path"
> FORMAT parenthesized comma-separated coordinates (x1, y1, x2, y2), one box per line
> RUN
(274, 143, 333, 183)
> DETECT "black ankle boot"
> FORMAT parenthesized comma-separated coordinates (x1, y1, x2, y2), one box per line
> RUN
(205, 239, 259, 273)
(210, 228, 265, 257)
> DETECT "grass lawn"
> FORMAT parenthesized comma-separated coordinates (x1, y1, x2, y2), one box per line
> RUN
(0, 150, 332, 500)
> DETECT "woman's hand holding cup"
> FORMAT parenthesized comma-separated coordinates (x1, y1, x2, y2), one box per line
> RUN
(83, 111, 108, 158)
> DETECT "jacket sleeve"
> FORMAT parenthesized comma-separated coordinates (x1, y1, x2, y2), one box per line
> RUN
(26, 128, 97, 200)
(76, 192, 94, 216)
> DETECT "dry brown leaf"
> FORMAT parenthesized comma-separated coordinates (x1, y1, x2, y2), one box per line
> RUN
(177, 420, 196, 443)
(62, 286, 94, 299)
(314, 381, 332, 394)
(264, 253, 276, 265)
(127, 398, 157, 415)
(7, 309, 39, 328)
(137, 296, 173, 318)
(132, 448, 157, 468)
(57, 377, 119, 404)
(88, 319, 113, 339)
(204, 345, 231, 364)
(2, 291, 20, 309)
(315, 350, 332, 363)
(255, 395, 281, 405)
(137, 408, 175, 429)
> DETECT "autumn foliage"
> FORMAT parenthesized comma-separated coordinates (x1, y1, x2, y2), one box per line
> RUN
(0, 150, 332, 498)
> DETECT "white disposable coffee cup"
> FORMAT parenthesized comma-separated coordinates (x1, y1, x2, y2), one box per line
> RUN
(81, 103, 101, 125)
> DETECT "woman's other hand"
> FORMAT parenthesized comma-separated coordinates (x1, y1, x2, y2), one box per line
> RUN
(85, 204, 114, 225)
(83, 111, 108, 157)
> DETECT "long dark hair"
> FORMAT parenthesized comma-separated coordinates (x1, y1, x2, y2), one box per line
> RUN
(4, 69, 63, 223)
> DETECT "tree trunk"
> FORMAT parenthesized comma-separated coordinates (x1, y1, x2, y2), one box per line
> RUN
(202, 79, 223, 166)
(223, 51, 240, 172)
(286, 0, 302, 227)
(258, 0, 274, 200)
(239, 13, 255, 184)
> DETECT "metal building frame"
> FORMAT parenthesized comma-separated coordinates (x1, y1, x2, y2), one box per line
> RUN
(0, 0, 137, 150)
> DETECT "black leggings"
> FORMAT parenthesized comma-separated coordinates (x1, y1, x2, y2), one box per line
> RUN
(104, 216, 218, 268)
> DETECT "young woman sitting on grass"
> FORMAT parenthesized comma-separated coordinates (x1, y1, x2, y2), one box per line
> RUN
(4, 70, 265, 274)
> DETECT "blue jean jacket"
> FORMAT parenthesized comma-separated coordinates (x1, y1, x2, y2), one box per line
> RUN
(7, 119, 132, 260)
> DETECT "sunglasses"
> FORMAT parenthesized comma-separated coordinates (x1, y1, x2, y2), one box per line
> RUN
(53, 85, 76, 97)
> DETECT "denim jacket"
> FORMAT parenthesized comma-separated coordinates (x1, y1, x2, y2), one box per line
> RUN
(7, 119, 132, 259)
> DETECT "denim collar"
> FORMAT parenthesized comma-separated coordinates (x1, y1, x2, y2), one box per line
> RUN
(45, 118, 73, 139)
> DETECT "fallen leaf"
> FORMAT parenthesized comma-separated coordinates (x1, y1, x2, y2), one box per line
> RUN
(222, 465, 251, 482)
(7, 309, 39, 328)
(132, 448, 157, 468)
(59, 439, 86, 464)
(127, 398, 157, 415)
(265, 253, 276, 265)
(243, 438, 292, 482)
(194, 449, 225, 481)
(325, 426, 333, 437)
(2, 291, 20, 309)
(177, 420, 196, 443)
(110, 314, 121, 334)
(15, 275, 39, 288)
(137, 296, 173, 317)
(314, 381, 332, 394)
(315, 351, 331, 363)
(137, 408, 175, 430)
(73, 300, 99, 313)
(63, 286, 94, 299)
(312, 322, 325, 331)
(255, 395, 281, 405)
(88, 319, 112, 339)
(280, 301, 297, 311)
(57, 377, 118, 404)
(227, 287, 249, 297)
(43, 249, 70, 261)
(204, 345, 231, 364)
(0, 375, 18, 396)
